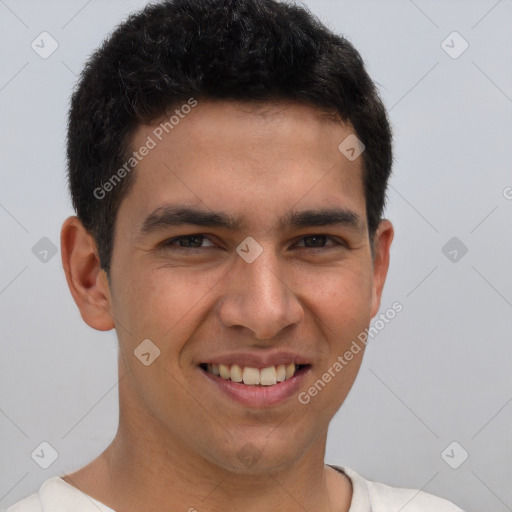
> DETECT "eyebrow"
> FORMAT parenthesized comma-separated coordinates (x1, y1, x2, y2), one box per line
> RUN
(136, 204, 364, 239)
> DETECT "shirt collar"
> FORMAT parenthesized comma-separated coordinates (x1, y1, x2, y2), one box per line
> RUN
(39, 477, 116, 512)
(41, 467, 370, 512)
(328, 465, 372, 512)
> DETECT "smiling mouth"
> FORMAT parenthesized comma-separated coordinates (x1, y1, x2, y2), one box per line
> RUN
(199, 363, 310, 386)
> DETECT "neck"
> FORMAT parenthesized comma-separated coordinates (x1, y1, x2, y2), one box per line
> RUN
(62, 367, 352, 512)
(85, 427, 351, 512)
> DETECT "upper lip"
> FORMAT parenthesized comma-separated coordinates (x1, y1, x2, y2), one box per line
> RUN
(199, 351, 311, 368)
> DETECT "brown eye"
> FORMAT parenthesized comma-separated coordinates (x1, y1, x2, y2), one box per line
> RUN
(162, 234, 216, 251)
(295, 235, 344, 250)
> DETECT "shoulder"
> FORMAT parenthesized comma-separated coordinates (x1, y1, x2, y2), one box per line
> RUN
(332, 466, 465, 511)
(4, 476, 114, 512)
(5, 493, 42, 512)
(365, 478, 465, 511)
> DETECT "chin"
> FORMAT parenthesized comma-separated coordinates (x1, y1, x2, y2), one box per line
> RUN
(201, 435, 311, 475)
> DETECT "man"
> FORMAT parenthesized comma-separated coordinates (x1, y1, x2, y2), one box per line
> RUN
(7, 0, 464, 510)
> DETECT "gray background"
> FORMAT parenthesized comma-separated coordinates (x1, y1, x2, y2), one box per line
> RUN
(1, 0, 511, 510)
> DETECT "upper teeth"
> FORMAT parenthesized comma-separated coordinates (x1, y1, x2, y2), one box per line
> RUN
(206, 363, 298, 386)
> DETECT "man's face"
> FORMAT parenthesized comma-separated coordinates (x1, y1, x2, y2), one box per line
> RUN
(106, 100, 391, 472)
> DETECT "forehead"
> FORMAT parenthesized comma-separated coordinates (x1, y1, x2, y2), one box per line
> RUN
(118, 100, 366, 235)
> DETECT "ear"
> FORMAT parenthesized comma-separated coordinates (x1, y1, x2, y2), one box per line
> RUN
(369, 219, 394, 318)
(60, 216, 115, 331)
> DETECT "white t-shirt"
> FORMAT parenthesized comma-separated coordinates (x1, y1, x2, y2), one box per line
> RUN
(4, 466, 465, 512)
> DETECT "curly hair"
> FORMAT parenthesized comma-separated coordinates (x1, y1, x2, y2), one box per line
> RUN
(67, 0, 393, 274)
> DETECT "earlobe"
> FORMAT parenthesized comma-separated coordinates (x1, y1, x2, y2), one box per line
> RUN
(369, 219, 394, 318)
(60, 216, 115, 331)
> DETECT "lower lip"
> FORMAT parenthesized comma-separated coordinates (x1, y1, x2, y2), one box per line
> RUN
(200, 366, 311, 407)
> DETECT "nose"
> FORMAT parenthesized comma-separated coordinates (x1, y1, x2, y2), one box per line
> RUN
(217, 243, 304, 341)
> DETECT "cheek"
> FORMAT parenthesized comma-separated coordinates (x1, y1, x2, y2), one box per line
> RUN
(305, 263, 374, 329)
(111, 254, 373, 351)
(114, 265, 221, 345)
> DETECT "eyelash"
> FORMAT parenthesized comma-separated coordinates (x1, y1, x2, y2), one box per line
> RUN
(161, 234, 346, 253)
